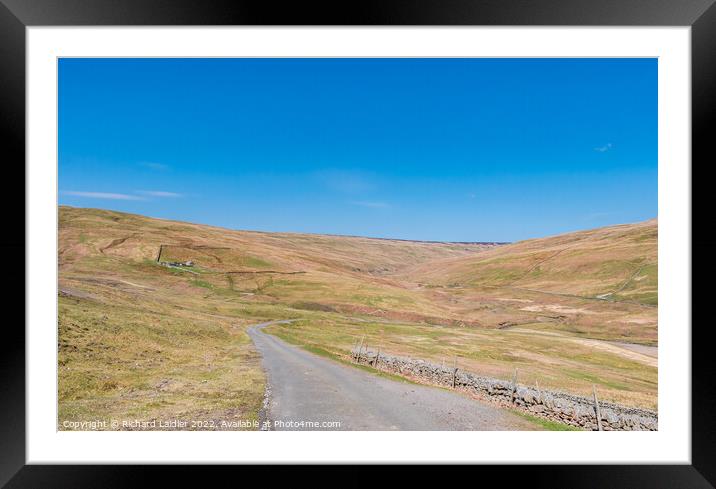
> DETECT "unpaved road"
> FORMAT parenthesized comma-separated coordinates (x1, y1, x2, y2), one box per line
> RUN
(511, 327, 657, 368)
(247, 321, 539, 431)
(610, 341, 658, 359)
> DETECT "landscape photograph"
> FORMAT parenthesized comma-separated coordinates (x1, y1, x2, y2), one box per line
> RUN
(58, 57, 657, 431)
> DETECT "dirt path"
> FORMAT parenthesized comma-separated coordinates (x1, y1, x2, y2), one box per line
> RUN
(510, 328, 657, 368)
(100, 234, 136, 254)
(609, 341, 658, 359)
(596, 264, 648, 300)
(494, 285, 657, 308)
(247, 321, 540, 431)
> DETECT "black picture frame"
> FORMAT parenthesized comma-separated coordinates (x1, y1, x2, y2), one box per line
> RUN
(2, 0, 713, 486)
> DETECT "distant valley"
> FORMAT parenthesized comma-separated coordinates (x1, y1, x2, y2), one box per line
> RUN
(58, 207, 657, 428)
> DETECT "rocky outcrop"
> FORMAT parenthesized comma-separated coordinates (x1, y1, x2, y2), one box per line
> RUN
(352, 349, 657, 431)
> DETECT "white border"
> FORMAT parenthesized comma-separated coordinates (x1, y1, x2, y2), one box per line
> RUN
(27, 27, 691, 464)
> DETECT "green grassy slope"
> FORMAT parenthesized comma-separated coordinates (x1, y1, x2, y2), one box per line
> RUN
(58, 207, 658, 424)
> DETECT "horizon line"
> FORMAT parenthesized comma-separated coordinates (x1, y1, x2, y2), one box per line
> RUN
(58, 204, 656, 245)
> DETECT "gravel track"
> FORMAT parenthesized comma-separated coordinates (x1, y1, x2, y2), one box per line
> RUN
(248, 321, 539, 431)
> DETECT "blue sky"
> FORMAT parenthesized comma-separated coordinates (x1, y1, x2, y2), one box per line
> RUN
(59, 58, 657, 242)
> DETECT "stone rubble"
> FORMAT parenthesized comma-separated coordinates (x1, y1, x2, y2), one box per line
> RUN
(352, 348, 657, 431)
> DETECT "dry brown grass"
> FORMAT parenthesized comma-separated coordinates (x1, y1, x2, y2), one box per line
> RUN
(58, 206, 658, 425)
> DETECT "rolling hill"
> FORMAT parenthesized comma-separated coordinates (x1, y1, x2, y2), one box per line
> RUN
(58, 207, 658, 427)
(403, 219, 657, 305)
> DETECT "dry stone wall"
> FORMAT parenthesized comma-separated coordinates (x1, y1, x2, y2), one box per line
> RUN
(352, 348, 657, 431)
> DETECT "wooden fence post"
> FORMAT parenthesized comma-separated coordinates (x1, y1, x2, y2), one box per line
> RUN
(452, 356, 458, 388)
(378, 330, 384, 368)
(535, 380, 542, 404)
(355, 336, 365, 363)
(156, 244, 164, 262)
(593, 385, 603, 431)
(511, 368, 519, 403)
(352, 337, 360, 361)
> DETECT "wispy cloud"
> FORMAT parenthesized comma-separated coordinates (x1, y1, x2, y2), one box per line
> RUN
(136, 190, 184, 198)
(351, 201, 390, 209)
(594, 143, 613, 153)
(140, 162, 170, 171)
(316, 170, 378, 194)
(584, 211, 612, 221)
(62, 191, 146, 201)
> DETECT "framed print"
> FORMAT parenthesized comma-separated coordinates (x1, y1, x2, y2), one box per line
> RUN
(3, 0, 715, 485)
